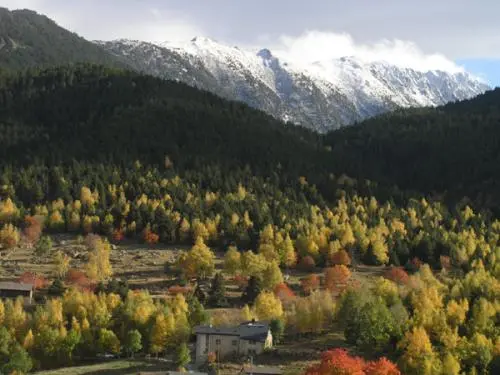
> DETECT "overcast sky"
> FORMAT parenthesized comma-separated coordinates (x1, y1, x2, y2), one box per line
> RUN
(2, 0, 499, 84)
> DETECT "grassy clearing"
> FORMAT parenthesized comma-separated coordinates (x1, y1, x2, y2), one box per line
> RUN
(34, 359, 167, 375)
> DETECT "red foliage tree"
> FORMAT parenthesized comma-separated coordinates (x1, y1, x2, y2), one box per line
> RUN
(143, 228, 159, 246)
(324, 265, 351, 293)
(305, 349, 400, 375)
(273, 282, 296, 303)
(305, 349, 365, 375)
(301, 274, 320, 295)
(23, 215, 43, 246)
(329, 249, 352, 266)
(364, 358, 401, 375)
(384, 267, 409, 285)
(18, 272, 48, 290)
(299, 255, 316, 271)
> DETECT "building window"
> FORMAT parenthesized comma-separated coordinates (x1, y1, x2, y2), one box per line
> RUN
(215, 339, 221, 345)
(232, 340, 237, 346)
(249, 340, 257, 345)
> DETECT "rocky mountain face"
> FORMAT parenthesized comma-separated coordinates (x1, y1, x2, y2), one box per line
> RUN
(99, 38, 490, 132)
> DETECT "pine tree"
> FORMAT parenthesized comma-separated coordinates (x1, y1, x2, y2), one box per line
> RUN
(242, 276, 262, 304)
(208, 273, 227, 308)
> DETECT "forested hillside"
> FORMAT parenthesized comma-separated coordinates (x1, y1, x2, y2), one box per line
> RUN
(0, 8, 124, 70)
(325, 88, 500, 211)
(0, 65, 498, 374)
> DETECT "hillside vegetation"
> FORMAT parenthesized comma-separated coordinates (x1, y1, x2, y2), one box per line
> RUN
(0, 66, 498, 375)
(325, 89, 500, 211)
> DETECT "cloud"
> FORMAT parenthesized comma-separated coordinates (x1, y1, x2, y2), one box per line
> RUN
(0, 0, 43, 10)
(270, 30, 463, 73)
(0, 0, 203, 43)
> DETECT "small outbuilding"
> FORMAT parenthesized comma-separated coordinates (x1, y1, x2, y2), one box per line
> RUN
(0, 282, 34, 304)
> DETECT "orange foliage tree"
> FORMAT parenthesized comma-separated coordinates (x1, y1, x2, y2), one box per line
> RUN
(384, 267, 409, 285)
(324, 265, 351, 292)
(329, 249, 352, 266)
(273, 282, 296, 303)
(301, 274, 320, 295)
(143, 228, 160, 246)
(66, 269, 93, 291)
(112, 228, 125, 243)
(18, 272, 48, 290)
(23, 215, 43, 246)
(305, 349, 400, 375)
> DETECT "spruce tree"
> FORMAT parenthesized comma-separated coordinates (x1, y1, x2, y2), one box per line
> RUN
(208, 273, 227, 308)
(241, 276, 261, 305)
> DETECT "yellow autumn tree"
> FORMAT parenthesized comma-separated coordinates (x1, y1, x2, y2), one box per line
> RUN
(179, 236, 215, 279)
(224, 246, 241, 275)
(86, 237, 113, 282)
(0, 198, 19, 222)
(398, 326, 441, 375)
(124, 290, 156, 326)
(261, 261, 284, 290)
(54, 250, 70, 278)
(0, 223, 20, 249)
(241, 250, 267, 278)
(241, 304, 255, 322)
(254, 291, 283, 321)
(150, 313, 171, 356)
(441, 353, 460, 375)
(23, 329, 35, 350)
(279, 233, 297, 268)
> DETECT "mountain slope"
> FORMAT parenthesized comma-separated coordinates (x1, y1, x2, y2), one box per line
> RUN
(324, 88, 500, 210)
(0, 7, 492, 133)
(0, 7, 124, 70)
(100, 38, 490, 132)
(0, 64, 327, 178)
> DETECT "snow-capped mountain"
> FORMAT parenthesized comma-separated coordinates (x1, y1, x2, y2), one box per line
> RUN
(98, 38, 490, 132)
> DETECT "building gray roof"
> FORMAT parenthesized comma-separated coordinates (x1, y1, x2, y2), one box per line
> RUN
(195, 321, 270, 342)
(0, 282, 33, 292)
(244, 366, 283, 375)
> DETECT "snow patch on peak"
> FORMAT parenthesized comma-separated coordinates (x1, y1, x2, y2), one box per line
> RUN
(99, 37, 490, 132)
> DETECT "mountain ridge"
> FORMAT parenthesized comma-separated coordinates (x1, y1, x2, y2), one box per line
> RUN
(0, 7, 491, 132)
(99, 37, 490, 131)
